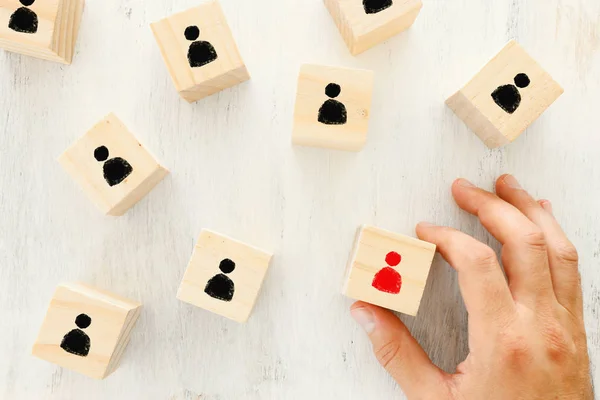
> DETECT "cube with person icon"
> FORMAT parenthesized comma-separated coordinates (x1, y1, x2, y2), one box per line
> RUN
(177, 230, 273, 323)
(292, 64, 374, 151)
(32, 282, 142, 379)
(151, 1, 249, 103)
(446, 40, 564, 148)
(343, 225, 436, 316)
(0, 0, 84, 63)
(58, 113, 168, 216)
(323, 0, 423, 55)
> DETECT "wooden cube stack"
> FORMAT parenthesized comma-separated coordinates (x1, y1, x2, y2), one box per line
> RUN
(177, 229, 272, 323)
(446, 40, 564, 148)
(324, 0, 422, 55)
(292, 64, 374, 151)
(32, 282, 142, 379)
(344, 225, 436, 316)
(151, 1, 249, 103)
(58, 113, 168, 216)
(0, 0, 84, 64)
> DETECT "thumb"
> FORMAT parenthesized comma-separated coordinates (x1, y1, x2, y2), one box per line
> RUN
(351, 302, 449, 399)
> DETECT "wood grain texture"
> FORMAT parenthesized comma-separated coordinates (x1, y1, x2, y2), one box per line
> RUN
(446, 40, 564, 148)
(292, 64, 374, 151)
(32, 282, 142, 379)
(150, 1, 249, 103)
(0, 0, 598, 399)
(177, 229, 272, 323)
(0, 0, 84, 63)
(344, 225, 436, 316)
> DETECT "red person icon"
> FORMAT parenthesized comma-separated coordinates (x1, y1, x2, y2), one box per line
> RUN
(371, 251, 402, 294)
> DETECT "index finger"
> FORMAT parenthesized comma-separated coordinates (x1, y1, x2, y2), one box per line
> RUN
(416, 223, 515, 325)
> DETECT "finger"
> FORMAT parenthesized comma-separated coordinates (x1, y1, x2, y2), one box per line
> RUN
(350, 302, 450, 398)
(416, 223, 515, 324)
(496, 175, 582, 316)
(451, 179, 555, 306)
(538, 199, 553, 214)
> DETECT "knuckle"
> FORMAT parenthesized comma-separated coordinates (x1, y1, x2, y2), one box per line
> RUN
(554, 242, 579, 265)
(498, 331, 533, 366)
(374, 340, 402, 369)
(543, 323, 575, 362)
(465, 245, 498, 269)
(521, 229, 547, 251)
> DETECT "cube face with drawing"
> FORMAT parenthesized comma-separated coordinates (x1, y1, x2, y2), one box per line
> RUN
(177, 230, 273, 323)
(292, 64, 374, 152)
(151, 1, 249, 103)
(446, 40, 564, 148)
(343, 225, 436, 316)
(58, 113, 168, 216)
(32, 282, 142, 379)
(0, 0, 84, 63)
(323, 0, 423, 55)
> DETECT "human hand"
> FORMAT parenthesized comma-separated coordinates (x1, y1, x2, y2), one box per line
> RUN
(350, 175, 593, 400)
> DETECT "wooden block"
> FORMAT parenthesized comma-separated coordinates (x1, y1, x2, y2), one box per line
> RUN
(58, 113, 169, 216)
(151, 1, 249, 103)
(292, 64, 374, 151)
(0, 0, 84, 64)
(446, 40, 564, 148)
(32, 282, 142, 379)
(324, 0, 422, 55)
(343, 225, 436, 316)
(177, 229, 272, 323)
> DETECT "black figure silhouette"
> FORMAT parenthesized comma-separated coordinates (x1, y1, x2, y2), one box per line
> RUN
(94, 146, 133, 187)
(491, 73, 531, 114)
(60, 314, 92, 357)
(363, 0, 393, 14)
(8, 0, 39, 34)
(204, 258, 236, 302)
(318, 83, 348, 125)
(185, 25, 218, 68)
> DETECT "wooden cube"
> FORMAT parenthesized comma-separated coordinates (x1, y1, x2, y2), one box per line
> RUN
(32, 282, 142, 379)
(292, 64, 374, 151)
(0, 0, 84, 64)
(177, 229, 272, 323)
(58, 113, 168, 216)
(343, 225, 436, 316)
(151, 1, 249, 103)
(324, 0, 422, 55)
(446, 40, 564, 148)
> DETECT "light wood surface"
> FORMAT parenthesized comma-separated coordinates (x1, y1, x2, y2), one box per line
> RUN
(344, 225, 436, 316)
(0, 0, 83, 63)
(151, 1, 249, 103)
(58, 113, 169, 216)
(0, 0, 599, 398)
(323, 0, 422, 55)
(292, 64, 374, 151)
(177, 229, 273, 323)
(446, 40, 564, 148)
(32, 282, 142, 379)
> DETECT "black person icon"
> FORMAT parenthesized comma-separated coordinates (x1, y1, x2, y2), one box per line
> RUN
(491, 73, 531, 114)
(60, 314, 91, 357)
(94, 146, 133, 187)
(318, 83, 348, 125)
(204, 258, 235, 302)
(185, 25, 218, 68)
(363, 0, 393, 14)
(8, 0, 39, 34)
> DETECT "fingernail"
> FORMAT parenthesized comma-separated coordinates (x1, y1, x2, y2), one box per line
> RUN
(457, 178, 475, 188)
(351, 307, 375, 334)
(502, 174, 522, 189)
(540, 200, 553, 214)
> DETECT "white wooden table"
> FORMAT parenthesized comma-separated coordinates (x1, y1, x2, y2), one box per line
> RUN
(1, 0, 598, 398)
